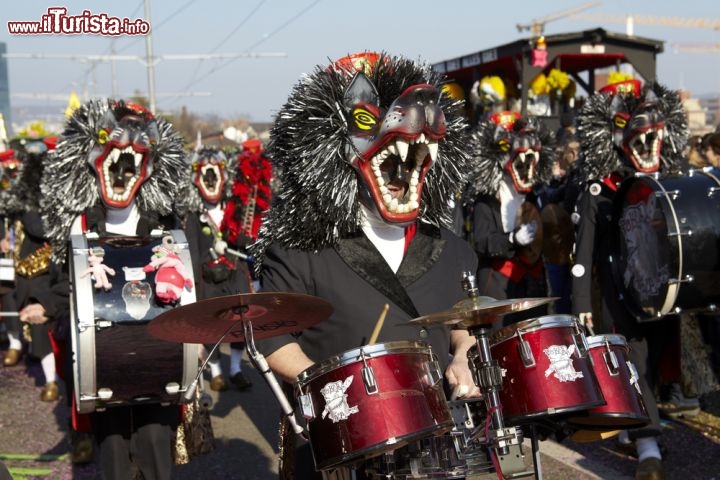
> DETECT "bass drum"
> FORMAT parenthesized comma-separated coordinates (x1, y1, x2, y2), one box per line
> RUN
(69, 230, 199, 414)
(612, 169, 720, 321)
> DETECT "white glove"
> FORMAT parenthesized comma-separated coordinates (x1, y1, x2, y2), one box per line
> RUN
(511, 221, 537, 246)
(213, 238, 228, 256)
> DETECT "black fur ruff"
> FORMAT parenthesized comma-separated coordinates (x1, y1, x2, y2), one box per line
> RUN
(250, 52, 473, 268)
(40, 98, 187, 262)
(577, 82, 689, 183)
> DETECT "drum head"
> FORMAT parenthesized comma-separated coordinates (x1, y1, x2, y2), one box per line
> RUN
(612, 176, 676, 320)
(613, 172, 720, 320)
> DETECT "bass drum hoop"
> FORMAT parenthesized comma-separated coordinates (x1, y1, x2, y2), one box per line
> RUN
(70, 230, 199, 414)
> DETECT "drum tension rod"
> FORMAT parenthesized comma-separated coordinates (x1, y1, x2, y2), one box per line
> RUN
(359, 349, 379, 395)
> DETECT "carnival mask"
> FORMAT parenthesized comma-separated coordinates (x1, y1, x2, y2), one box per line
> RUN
(610, 92, 665, 173)
(88, 101, 159, 208)
(343, 68, 444, 225)
(190, 148, 228, 204)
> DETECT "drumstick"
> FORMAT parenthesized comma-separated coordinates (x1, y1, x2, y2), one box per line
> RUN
(0, 312, 19, 317)
(368, 304, 389, 345)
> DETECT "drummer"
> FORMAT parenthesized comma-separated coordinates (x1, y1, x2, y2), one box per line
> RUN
(462, 112, 556, 325)
(20, 99, 188, 480)
(570, 77, 689, 480)
(250, 52, 480, 479)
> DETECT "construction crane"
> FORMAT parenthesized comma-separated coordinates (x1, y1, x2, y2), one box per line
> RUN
(570, 14, 720, 34)
(670, 43, 720, 54)
(516, 1, 603, 36)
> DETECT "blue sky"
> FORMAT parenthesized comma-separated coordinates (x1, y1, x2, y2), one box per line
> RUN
(2, 0, 719, 123)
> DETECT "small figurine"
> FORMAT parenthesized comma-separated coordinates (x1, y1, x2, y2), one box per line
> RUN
(80, 247, 115, 291)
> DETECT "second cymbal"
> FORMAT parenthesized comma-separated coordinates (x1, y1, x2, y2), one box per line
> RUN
(404, 297, 557, 329)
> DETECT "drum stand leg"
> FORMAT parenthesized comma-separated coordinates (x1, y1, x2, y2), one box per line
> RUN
(529, 425, 543, 480)
(468, 326, 534, 479)
(243, 319, 305, 436)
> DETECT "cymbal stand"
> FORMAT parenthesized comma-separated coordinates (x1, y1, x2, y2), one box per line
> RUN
(461, 273, 534, 479)
(242, 309, 305, 436)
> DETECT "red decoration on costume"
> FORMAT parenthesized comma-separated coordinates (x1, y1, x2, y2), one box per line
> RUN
(488, 111, 521, 131)
(223, 145, 273, 246)
(600, 80, 642, 97)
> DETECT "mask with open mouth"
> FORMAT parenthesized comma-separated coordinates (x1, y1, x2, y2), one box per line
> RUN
(612, 93, 665, 173)
(39, 98, 186, 263)
(88, 102, 159, 208)
(190, 148, 228, 204)
(577, 81, 689, 183)
(464, 112, 554, 203)
(249, 51, 472, 266)
(344, 72, 444, 225)
(504, 117, 543, 194)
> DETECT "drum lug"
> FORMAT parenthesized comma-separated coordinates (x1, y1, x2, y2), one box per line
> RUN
(361, 365, 379, 395)
(668, 274, 694, 285)
(516, 330, 535, 367)
(359, 349, 380, 394)
(572, 322, 589, 357)
(298, 392, 316, 420)
(78, 389, 113, 402)
(708, 186, 720, 197)
(667, 229, 692, 238)
(655, 189, 680, 201)
(427, 357, 444, 387)
(165, 382, 180, 395)
(603, 339, 620, 376)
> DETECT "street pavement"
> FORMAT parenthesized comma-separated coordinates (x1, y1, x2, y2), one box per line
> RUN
(1, 342, 719, 479)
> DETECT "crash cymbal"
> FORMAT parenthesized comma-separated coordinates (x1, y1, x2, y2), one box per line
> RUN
(405, 297, 557, 329)
(147, 292, 333, 344)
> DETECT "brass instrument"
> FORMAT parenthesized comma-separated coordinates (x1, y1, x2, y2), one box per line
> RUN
(15, 243, 53, 279)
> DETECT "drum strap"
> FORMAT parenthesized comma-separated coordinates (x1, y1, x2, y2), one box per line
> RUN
(491, 257, 543, 282)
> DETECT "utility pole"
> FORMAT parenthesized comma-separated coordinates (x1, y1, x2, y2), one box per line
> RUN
(144, 0, 157, 113)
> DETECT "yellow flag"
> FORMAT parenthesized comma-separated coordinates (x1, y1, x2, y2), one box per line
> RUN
(65, 91, 81, 118)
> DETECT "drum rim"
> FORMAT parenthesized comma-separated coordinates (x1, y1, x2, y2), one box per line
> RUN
(585, 333, 628, 349)
(490, 314, 579, 345)
(297, 340, 432, 384)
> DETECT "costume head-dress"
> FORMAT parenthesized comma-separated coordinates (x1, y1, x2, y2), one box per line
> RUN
(176, 145, 237, 218)
(40, 99, 186, 262)
(576, 79, 689, 183)
(251, 51, 473, 267)
(464, 111, 555, 203)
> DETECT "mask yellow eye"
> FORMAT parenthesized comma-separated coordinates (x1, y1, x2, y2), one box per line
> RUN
(499, 138, 510, 152)
(353, 108, 377, 131)
(97, 130, 109, 145)
(614, 116, 627, 129)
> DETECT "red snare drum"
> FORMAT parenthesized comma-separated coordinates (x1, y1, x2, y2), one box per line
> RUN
(296, 341, 453, 470)
(567, 334, 649, 429)
(489, 315, 604, 424)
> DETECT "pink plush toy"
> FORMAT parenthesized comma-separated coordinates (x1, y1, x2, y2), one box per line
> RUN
(143, 236, 194, 303)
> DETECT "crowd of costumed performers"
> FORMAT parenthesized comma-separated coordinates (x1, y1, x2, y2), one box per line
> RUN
(2, 60, 720, 480)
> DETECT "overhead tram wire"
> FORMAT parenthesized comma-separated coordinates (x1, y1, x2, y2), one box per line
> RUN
(165, 0, 322, 107)
(181, 0, 269, 94)
(52, 0, 171, 101)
